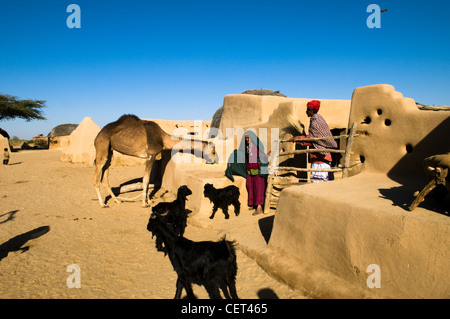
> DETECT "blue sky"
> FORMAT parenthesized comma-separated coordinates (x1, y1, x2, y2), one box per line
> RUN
(1, 0, 449, 139)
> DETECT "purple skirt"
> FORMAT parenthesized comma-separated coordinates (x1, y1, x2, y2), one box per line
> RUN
(246, 174, 265, 206)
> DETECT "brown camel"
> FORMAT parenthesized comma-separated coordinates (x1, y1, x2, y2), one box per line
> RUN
(93, 114, 218, 207)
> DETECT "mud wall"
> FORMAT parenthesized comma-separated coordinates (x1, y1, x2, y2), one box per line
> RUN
(347, 84, 450, 180)
(161, 157, 248, 217)
(213, 94, 351, 166)
(60, 117, 100, 164)
(0, 135, 11, 158)
(269, 84, 450, 298)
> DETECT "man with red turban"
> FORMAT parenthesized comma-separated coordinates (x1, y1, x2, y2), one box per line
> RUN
(291, 100, 337, 182)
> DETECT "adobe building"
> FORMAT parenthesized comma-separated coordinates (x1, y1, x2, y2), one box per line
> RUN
(160, 84, 450, 298)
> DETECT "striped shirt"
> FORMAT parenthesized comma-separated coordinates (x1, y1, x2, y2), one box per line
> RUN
(308, 113, 337, 154)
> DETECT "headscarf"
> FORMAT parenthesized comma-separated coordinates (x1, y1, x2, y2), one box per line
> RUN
(307, 100, 321, 111)
(225, 130, 269, 181)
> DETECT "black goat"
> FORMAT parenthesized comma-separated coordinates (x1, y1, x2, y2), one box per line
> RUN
(147, 212, 239, 299)
(203, 183, 240, 219)
(151, 185, 192, 252)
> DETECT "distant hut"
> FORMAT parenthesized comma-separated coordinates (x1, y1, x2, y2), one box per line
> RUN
(33, 134, 49, 149)
(48, 124, 78, 150)
(60, 117, 100, 164)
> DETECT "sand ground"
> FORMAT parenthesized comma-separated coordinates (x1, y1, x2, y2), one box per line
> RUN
(0, 149, 306, 299)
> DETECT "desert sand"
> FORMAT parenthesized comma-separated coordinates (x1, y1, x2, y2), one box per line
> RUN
(0, 149, 307, 299)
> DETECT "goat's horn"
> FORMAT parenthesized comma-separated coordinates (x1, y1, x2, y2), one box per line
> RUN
(160, 211, 169, 217)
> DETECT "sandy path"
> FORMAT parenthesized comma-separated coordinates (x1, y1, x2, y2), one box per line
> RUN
(0, 150, 306, 299)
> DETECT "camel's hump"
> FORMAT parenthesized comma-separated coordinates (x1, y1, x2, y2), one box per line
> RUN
(117, 114, 141, 122)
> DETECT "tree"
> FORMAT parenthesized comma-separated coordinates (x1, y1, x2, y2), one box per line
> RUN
(0, 94, 46, 121)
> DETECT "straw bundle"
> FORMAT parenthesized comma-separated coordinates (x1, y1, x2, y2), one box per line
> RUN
(286, 114, 305, 136)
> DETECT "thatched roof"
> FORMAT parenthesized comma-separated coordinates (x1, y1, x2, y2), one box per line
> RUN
(241, 89, 287, 97)
(416, 102, 450, 111)
(48, 124, 78, 137)
(0, 128, 10, 139)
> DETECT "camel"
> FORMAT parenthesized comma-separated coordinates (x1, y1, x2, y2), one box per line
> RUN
(93, 114, 218, 207)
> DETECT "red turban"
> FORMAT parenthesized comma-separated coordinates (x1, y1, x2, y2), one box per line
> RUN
(307, 100, 321, 111)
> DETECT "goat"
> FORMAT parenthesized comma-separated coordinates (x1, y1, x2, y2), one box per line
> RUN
(203, 183, 240, 219)
(147, 212, 239, 299)
(151, 185, 192, 253)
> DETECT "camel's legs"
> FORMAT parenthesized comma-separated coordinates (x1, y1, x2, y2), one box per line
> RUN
(93, 147, 120, 207)
(94, 185, 104, 207)
(101, 166, 121, 205)
(93, 159, 107, 207)
(142, 156, 155, 207)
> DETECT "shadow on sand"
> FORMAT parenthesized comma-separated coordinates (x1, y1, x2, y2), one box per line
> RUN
(0, 210, 19, 224)
(258, 215, 274, 244)
(379, 185, 449, 216)
(257, 288, 279, 299)
(0, 226, 50, 261)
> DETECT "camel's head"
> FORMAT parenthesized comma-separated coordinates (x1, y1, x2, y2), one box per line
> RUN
(204, 141, 219, 164)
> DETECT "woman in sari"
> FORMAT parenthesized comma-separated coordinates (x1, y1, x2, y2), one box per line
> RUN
(225, 131, 269, 215)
